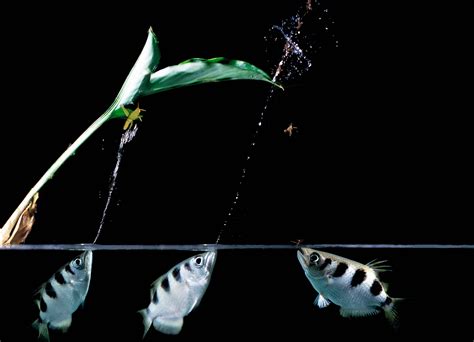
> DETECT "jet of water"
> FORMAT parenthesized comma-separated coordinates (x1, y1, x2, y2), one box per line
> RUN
(93, 125, 138, 244)
(216, 1, 318, 244)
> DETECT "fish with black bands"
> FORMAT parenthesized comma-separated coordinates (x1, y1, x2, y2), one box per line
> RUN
(32, 251, 93, 341)
(139, 251, 217, 336)
(297, 248, 400, 327)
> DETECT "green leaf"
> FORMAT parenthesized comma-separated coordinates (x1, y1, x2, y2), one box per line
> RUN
(142, 58, 282, 96)
(1, 28, 283, 244)
(108, 27, 161, 120)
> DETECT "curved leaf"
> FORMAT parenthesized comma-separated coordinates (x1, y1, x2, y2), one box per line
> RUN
(1, 29, 281, 243)
(109, 28, 161, 120)
(142, 58, 282, 96)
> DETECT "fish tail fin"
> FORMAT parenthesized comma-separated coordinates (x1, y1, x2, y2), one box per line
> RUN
(138, 308, 152, 339)
(384, 297, 404, 330)
(152, 317, 184, 335)
(32, 319, 50, 342)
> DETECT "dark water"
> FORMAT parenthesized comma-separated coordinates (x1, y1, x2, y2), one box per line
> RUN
(1, 246, 473, 341)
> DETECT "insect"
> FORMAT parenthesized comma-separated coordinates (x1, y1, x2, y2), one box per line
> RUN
(291, 239, 305, 246)
(121, 104, 145, 130)
(284, 122, 298, 136)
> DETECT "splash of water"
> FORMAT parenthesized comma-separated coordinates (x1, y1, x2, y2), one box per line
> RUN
(266, 1, 337, 82)
(216, 2, 320, 244)
(271, 19, 312, 82)
(93, 125, 138, 244)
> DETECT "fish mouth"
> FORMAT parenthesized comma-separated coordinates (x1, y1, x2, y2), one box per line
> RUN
(82, 250, 93, 270)
(297, 248, 311, 267)
(203, 251, 217, 272)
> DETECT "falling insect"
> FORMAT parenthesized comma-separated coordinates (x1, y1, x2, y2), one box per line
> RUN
(284, 122, 298, 136)
(297, 248, 400, 327)
(121, 104, 145, 130)
(291, 239, 305, 246)
(32, 251, 93, 342)
(139, 251, 217, 336)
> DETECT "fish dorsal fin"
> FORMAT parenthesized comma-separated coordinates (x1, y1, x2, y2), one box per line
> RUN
(313, 294, 331, 308)
(153, 317, 184, 335)
(366, 259, 391, 273)
(33, 319, 50, 342)
(138, 309, 152, 338)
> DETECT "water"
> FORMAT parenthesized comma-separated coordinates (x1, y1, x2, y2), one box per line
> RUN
(217, 1, 315, 243)
(93, 125, 138, 244)
(0, 245, 472, 341)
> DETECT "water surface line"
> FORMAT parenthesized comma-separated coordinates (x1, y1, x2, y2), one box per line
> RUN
(2, 244, 473, 251)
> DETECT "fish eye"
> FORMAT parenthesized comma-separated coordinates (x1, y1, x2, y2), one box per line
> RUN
(195, 257, 203, 266)
(74, 258, 82, 267)
(309, 253, 320, 263)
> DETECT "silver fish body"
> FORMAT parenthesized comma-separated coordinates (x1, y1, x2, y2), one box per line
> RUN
(297, 248, 398, 325)
(139, 251, 217, 336)
(32, 251, 93, 341)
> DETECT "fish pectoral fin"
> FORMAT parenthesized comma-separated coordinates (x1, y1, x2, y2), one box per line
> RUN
(339, 307, 380, 318)
(153, 317, 184, 335)
(313, 294, 331, 308)
(32, 319, 50, 342)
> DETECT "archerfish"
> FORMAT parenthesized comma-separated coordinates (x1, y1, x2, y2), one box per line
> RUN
(32, 251, 93, 341)
(297, 248, 400, 326)
(139, 251, 217, 336)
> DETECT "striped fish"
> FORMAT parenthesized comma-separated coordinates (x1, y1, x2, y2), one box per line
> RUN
(297, 248, 399, 326)
(139, 251, 217, 336)
(32, 251, 93, 341)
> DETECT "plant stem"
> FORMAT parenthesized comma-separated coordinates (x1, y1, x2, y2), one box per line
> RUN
(0, 105, 115, 241)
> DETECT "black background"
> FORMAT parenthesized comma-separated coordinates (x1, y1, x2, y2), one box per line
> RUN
(0, 1, 471, 245)
(0, 1, 472, 340)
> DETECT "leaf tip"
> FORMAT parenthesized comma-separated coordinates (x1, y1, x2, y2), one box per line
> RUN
(275, 83, 285, 90)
